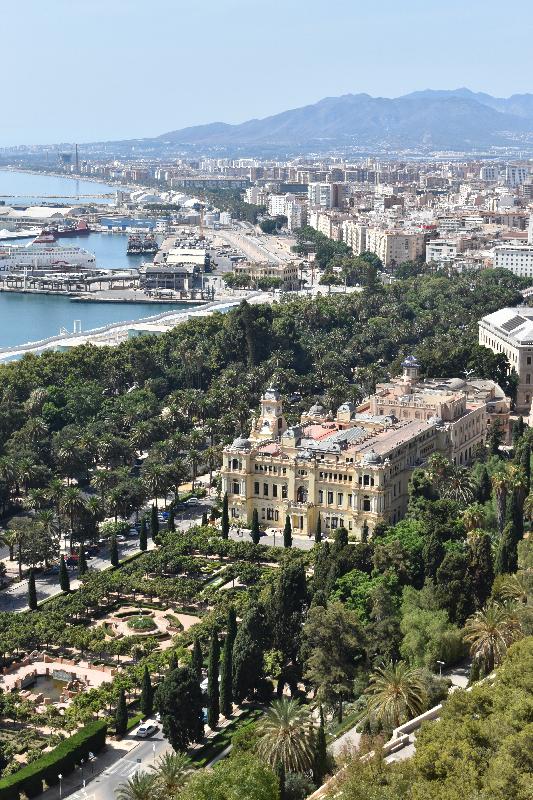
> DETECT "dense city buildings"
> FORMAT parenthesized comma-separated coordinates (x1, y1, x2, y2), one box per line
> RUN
(479, 306, 533, 412)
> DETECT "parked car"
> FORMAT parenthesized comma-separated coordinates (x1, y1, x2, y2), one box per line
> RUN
(185, 497, 200, 506)
(65, 556, 78, 566)
(116, 535, 127, 543)
(135, 721, 158, 738)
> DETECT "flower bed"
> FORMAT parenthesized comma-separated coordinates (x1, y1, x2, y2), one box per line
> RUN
(127, 616, 157, 632)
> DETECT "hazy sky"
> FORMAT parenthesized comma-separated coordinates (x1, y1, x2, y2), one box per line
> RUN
(2, 0, 531, 146)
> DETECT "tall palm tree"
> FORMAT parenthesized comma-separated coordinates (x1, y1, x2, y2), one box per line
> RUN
(496, 573, 531, 605)
(425, 453, 450, 489)
(47, 478, 65, 541)
(60, 486, 86, 551)
(255, 698, 315, 774)
(364, 661, 427, 731)
(115, 771, 157, 800)
(149, 751, 192, 795)
(440, 466, 476, 506)
(463, 601, 522, 673)
(492, 467, 511, 537)
(461, 503, 485, 533)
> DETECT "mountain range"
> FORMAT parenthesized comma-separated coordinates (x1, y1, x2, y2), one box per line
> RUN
(149, 88, 533, 152)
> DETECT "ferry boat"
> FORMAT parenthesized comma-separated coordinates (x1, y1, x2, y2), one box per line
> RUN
(0, 242, 96, 272)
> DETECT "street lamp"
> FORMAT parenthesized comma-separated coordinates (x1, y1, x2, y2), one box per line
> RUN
(152, 743, 156, 762)
(437, 660, 445, 678)
(58, 774, 63, 799)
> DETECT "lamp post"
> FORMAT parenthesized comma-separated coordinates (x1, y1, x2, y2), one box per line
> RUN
(437, 660, 445, 678)
(58, 774, 63, 799)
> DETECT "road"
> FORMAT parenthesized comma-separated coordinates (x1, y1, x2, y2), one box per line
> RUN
(41, 727, 171, 800)
(0, 533, 147, 613)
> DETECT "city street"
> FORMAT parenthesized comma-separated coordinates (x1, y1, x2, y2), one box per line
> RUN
(40, 727, 171, 800)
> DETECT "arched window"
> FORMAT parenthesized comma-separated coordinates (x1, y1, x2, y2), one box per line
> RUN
(296, 486, 308, 503)
(363, 496, 371, 511)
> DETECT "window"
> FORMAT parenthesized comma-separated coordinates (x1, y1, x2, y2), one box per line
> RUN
(337, 492, 343, 506)
(267, 508, 274, 520)
(528, 356, 532, 365)
(318, 489, 323, 503)
(231, 508, 238, 518)
(254, 482, 259, 495)
(274, 510, 279, 521)
(261, 508, 266, 519)
(327, 491, 334, 505)
(363, 496, 371, 512)
(273, 484, 278, 498)
(232, 481, 240, 495)
(282, 484, 288, 499)
(348, 493, 352, 507)
(527, 375, 531, 385)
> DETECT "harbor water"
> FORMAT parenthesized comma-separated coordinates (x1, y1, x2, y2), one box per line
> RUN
(0, 169, 120, 205)
(0, 171, 201, 348)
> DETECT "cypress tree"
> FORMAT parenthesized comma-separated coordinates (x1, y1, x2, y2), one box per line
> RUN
(250, 508, 260, 545)
(139, 518, 148, 552)
(221, 492, 230, 540)
(201, 511, 208, 526)
(151, 504, 159, 539)
(140, 665, 153, 717)
(167, 506, 175, 532)
(191, 637, 203, 681)
(512, 416, 525, 446)
(28, 569, 37, 610)
(232, 605, 265, 701)
(521, 442, 531, 495)
(207, 631, 220, 729)
(220, 606, 236, 718)
(110, 536, 119, 567)
(168, 649, 179, 672)
(313, 706, 328, 786)
(115, 688, 128, 737)
(477, 464, 492, 504)
(315, 515, 322, 544)
(495, 522, 519, 575)
(276, 760, 287, 800)
(361, 520, 369, 543)
(283, 515, 292, 548)
(468, 533, 494, 609)
(78, 544, 88, 576)
(488, 419, 504, 456)
(59, 555, 70, 593)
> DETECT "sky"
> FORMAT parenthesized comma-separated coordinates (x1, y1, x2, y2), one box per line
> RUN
(1, 0, 531, 147)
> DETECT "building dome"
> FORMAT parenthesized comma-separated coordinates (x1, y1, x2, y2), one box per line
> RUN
(263, 386, 281, 401)
(231, 435, 251, 450)
(401, 354, 420, 369)
(308, 402, 325, 415)
(338, 402, 355, 412)
(363, 449, 381, 465)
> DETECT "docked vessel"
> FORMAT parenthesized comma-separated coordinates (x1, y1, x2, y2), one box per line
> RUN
(0, 242, 96, 272)
(127, 233, 159, 255)
(52, 220, 91, 238)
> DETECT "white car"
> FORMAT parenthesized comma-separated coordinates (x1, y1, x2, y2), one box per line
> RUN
(135, 721, 158, 738)
(185, 497, 200, 505)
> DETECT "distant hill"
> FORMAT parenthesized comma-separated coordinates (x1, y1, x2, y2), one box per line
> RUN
(153, 90, 533, 150)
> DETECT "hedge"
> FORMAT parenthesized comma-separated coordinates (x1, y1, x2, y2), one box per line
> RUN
(0, 720, 107, 800)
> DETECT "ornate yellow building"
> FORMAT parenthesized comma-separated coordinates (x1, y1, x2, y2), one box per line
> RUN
(221, 357, 506, 539)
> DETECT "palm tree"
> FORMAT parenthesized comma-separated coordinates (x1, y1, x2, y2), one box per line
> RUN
(115, 771, 157, 800)
(461, 503, 485, 533)
(187, 449, 200, 493)
(364, 661, 427, 731)
(255, 698, 315, 774)
(0, 529, 17, 561)
(440, 466, 476, 506)
(150, 751, 192, 795)
(47, 478, 65, 541)
(496, 573, 531, 605)
(463, 601, 522, 673)
(425, 453, 450, 489)
(492, 467, 511, 537)
(60, 486, 86, 551)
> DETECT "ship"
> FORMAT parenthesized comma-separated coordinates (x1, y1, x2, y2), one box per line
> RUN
(32, 221, 91, 243)
(127, 233, 159, 256)
(0, 242, 96, 272)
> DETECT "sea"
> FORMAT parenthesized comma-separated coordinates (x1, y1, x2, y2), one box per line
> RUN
(0, 170, 193, 349)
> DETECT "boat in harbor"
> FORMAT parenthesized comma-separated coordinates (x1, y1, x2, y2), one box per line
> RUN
(0, 241, 96, 272)
(127, 233, 159, 255)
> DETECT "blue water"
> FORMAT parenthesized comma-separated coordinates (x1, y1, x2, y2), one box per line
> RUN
(0, 170, 120, 205)
(0, 293, 188, 348)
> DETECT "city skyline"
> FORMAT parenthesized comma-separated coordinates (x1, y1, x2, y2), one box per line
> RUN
(2, 0, 532, 147)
